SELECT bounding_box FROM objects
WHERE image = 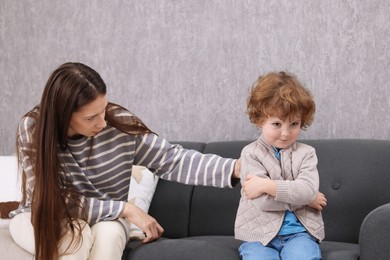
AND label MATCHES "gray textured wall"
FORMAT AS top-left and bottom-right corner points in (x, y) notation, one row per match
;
(1, 0), (389, 155)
